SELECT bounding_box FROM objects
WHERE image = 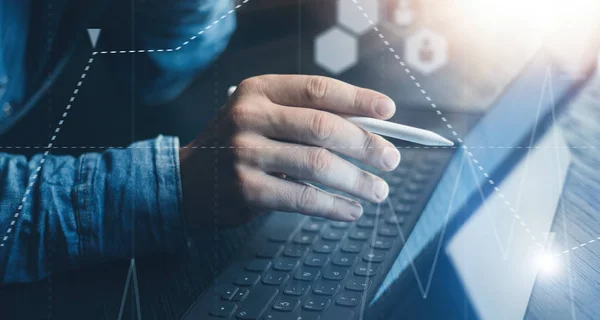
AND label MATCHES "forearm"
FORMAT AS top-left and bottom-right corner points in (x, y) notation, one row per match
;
(0, 136), (184, 284)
